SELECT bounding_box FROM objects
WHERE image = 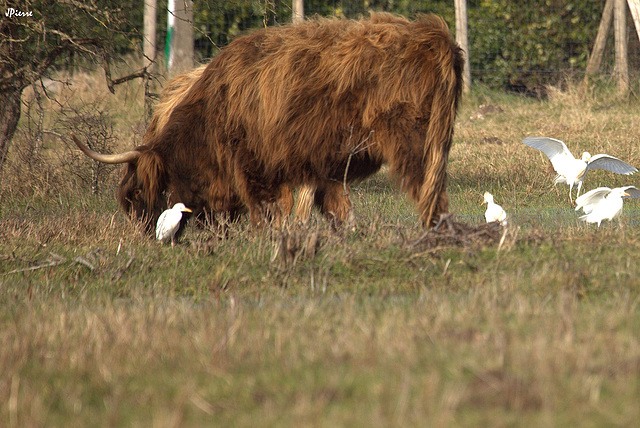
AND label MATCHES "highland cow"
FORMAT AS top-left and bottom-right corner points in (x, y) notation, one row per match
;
(145, 63), (324, 224)
(74, 12), (463, 229)
(75, 64), (319, 227)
